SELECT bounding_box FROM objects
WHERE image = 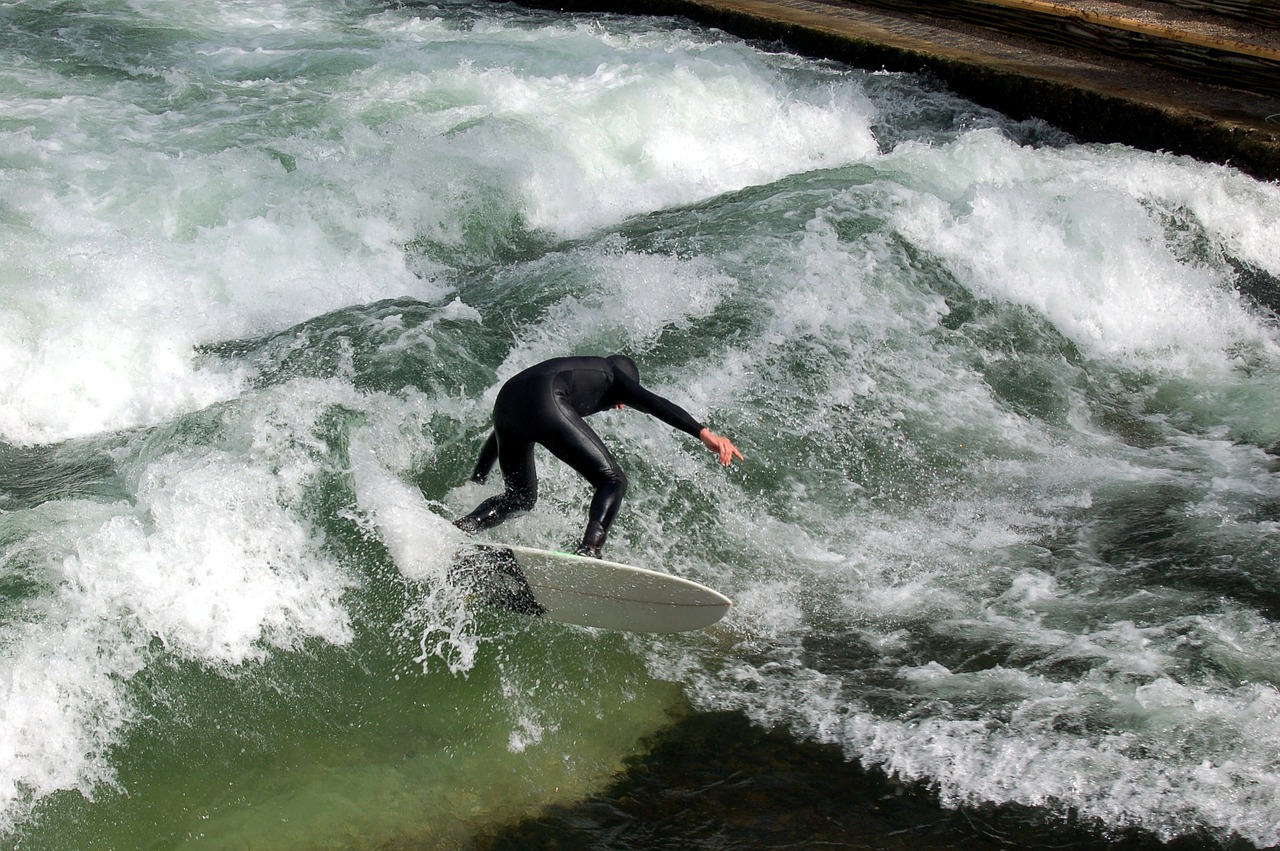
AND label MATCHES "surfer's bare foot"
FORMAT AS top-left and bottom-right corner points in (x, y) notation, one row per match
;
(574, 543), (602, 559)
(453, 517), (480, 535)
